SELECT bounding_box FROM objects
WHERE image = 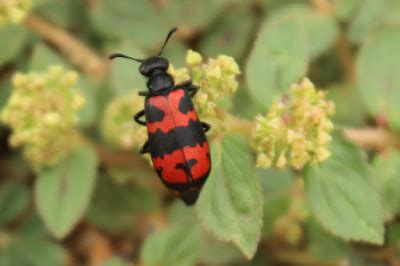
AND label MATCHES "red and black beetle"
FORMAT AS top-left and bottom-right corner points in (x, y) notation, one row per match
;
(109, 27), (211, 205)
